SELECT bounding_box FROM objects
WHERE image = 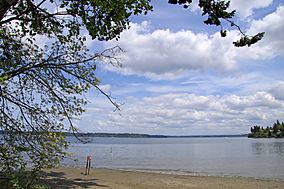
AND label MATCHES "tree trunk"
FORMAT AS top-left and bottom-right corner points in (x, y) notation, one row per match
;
(0, 0), (19, 21)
